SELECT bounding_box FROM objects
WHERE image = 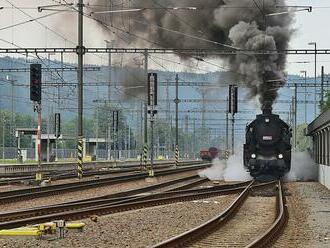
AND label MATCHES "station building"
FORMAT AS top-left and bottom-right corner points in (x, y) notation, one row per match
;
(307, 108), (330, 189)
